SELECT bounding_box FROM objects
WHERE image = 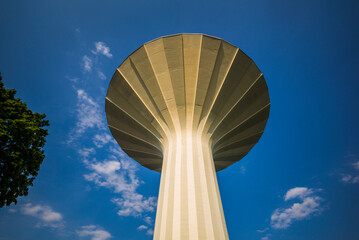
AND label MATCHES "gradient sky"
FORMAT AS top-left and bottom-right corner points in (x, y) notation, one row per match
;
(1, 0), (359, 239)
